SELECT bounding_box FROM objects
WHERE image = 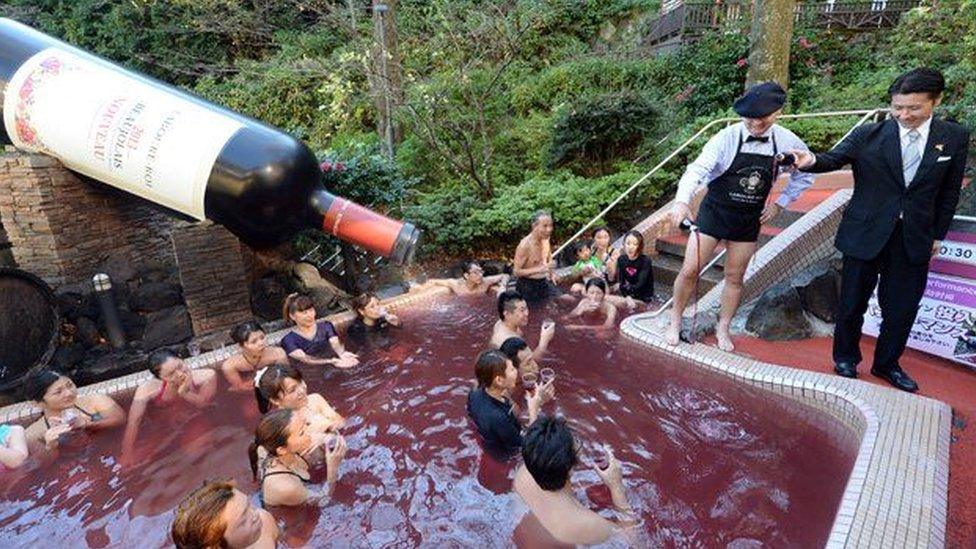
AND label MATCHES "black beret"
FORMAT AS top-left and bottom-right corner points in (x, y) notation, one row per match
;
(733, 82), (787, 118)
